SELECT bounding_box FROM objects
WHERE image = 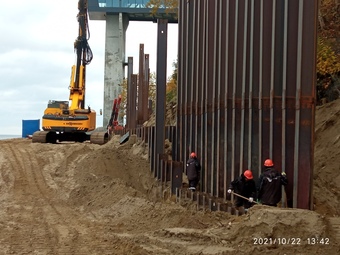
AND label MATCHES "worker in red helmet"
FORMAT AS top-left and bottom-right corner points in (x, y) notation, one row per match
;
(227, 169), (257, 213)
(186, 152), (201, 191)
(264, 159), (274, 167)
(258, 159), (288, 206)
